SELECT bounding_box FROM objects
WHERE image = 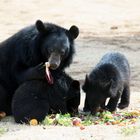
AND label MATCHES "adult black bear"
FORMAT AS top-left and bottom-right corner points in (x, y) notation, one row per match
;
(0, 20), (79, 115)
(12, 72), (80, 124)
(82, 52), (130, 114)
